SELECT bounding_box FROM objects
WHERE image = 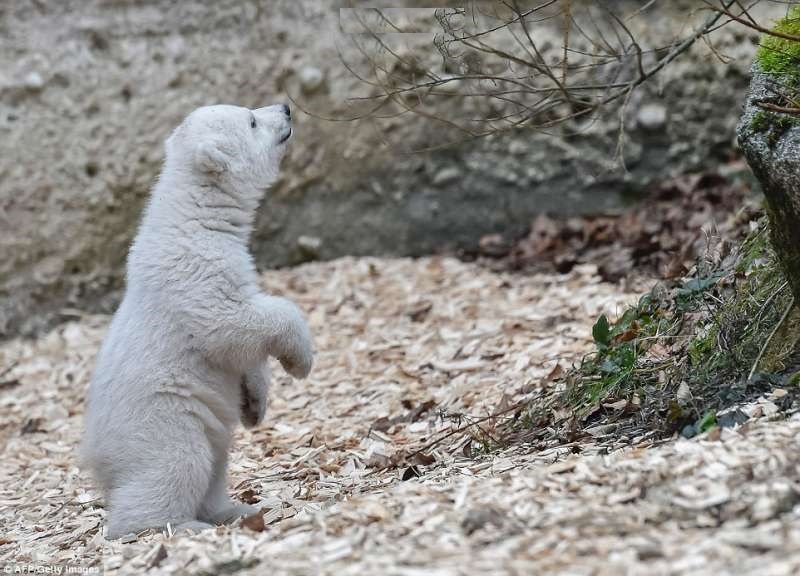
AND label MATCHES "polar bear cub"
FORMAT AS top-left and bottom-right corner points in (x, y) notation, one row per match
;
(82, 104), (313, 540)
